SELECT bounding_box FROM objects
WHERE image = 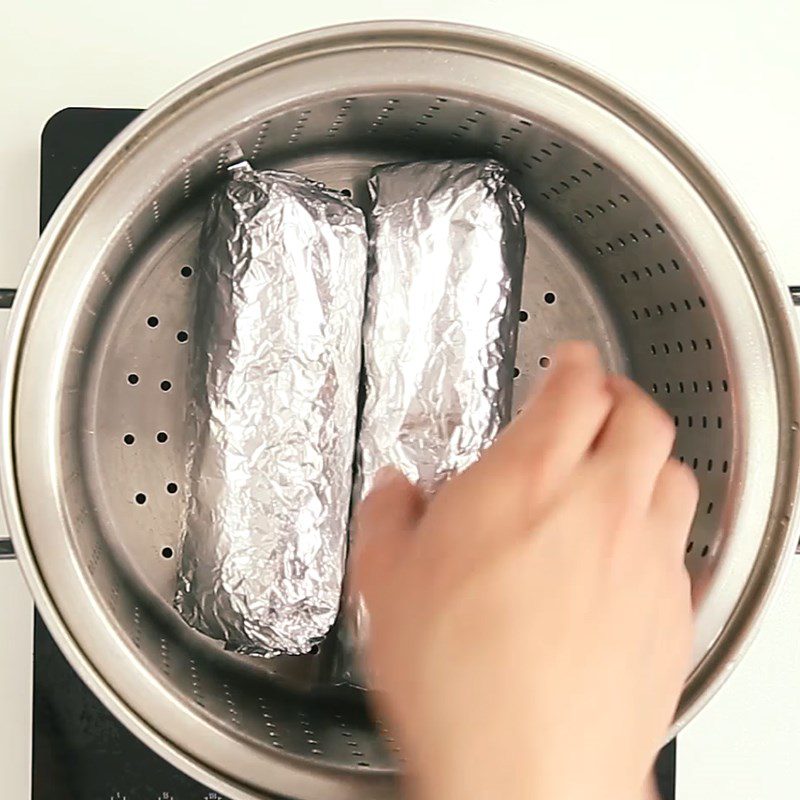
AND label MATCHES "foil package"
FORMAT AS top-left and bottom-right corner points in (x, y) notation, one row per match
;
(175, 164), (367, 657)
(339, 159), (526, 684)
(358, 159), (526, 497)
